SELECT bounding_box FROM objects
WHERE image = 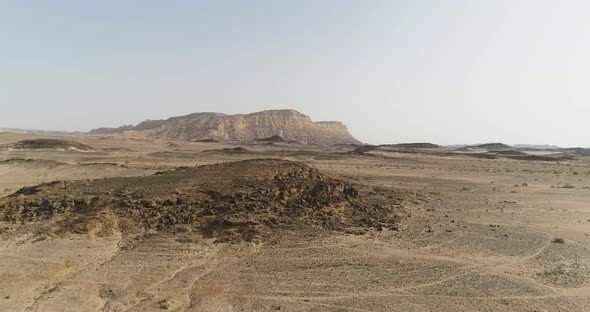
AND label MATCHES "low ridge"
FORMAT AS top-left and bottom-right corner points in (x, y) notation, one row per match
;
(470, 143), (513, 150)
(5, 139), (93, 151)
